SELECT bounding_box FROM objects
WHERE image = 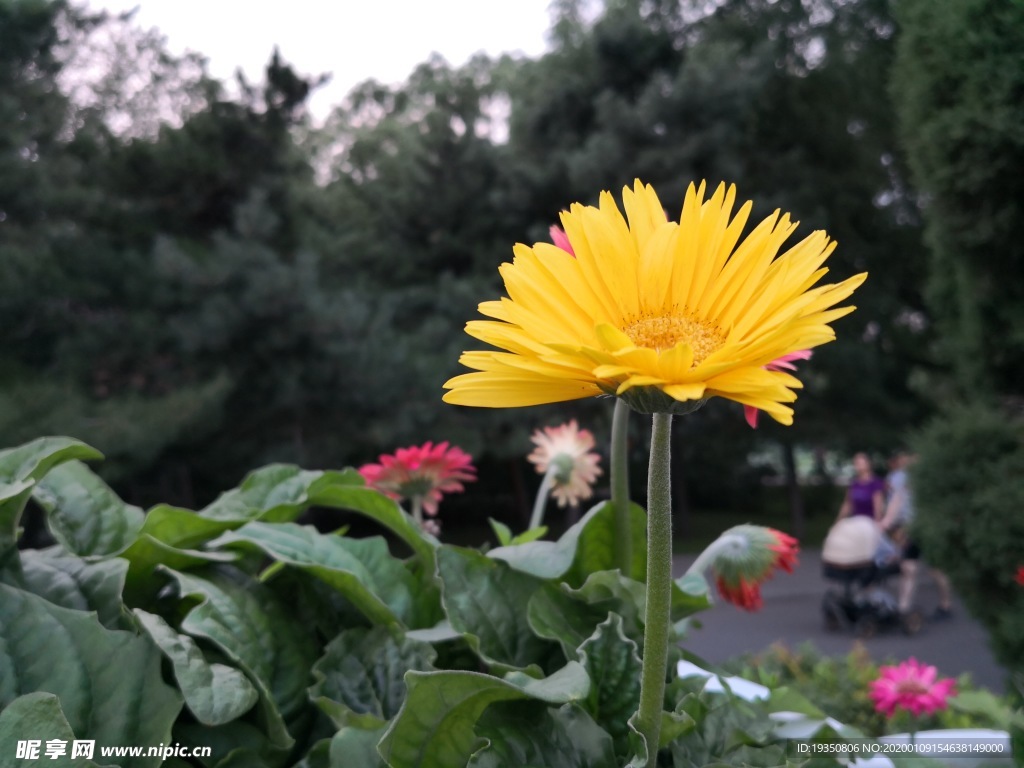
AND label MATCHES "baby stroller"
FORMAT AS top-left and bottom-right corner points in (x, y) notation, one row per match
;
(820, 516), (922, 638)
